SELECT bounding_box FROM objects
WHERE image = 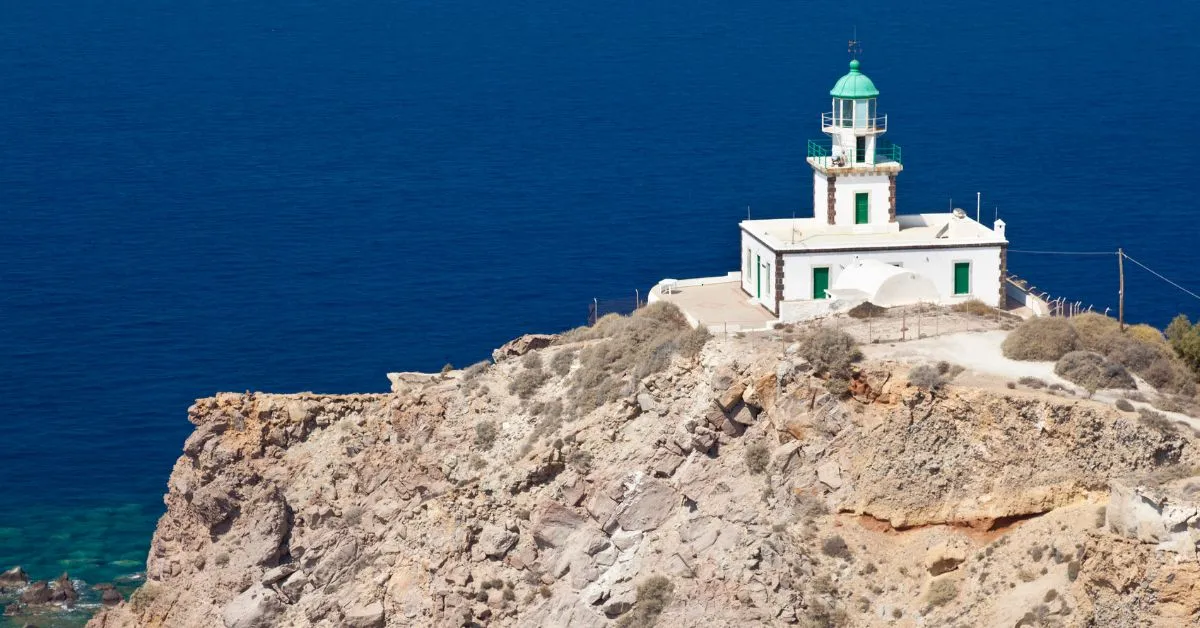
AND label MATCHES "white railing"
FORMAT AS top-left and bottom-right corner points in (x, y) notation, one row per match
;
(821, 112), (887, 132)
